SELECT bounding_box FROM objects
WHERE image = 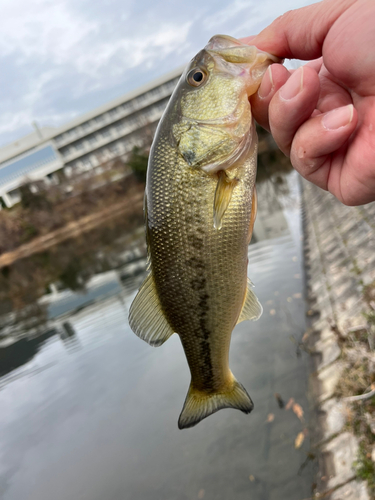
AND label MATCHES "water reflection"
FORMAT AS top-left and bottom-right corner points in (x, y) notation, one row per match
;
(0, 171), (315, 500)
